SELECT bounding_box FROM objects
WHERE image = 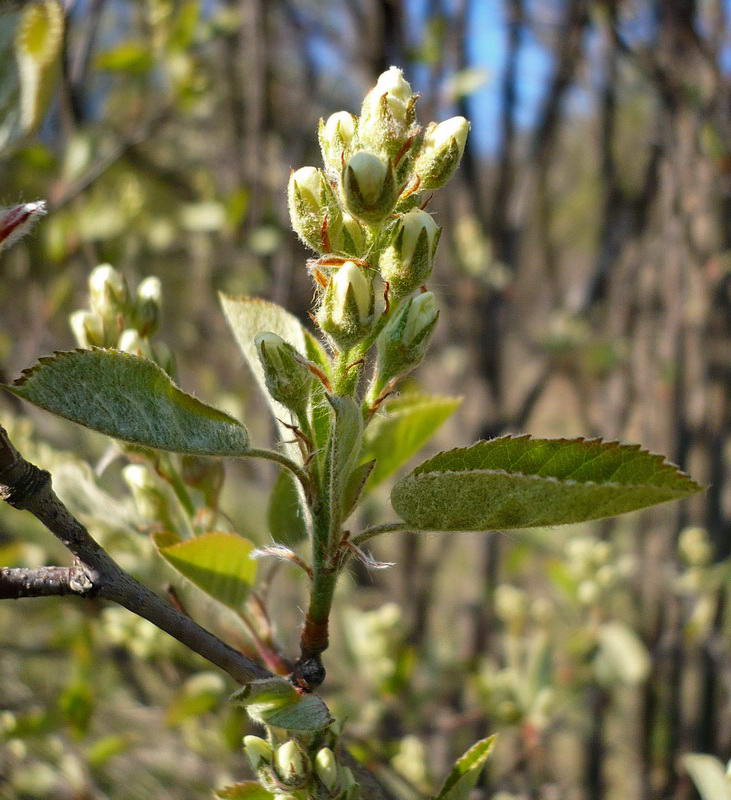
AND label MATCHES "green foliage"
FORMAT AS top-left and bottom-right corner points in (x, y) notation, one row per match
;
(362, 394), (461, 488)
(391, 436), (702, 530)
(232, 679), (331, 732)
(7, 349), (250, 456)
(268, 469), (308, 545)
(156, 532), (257, 611)
(432, 735), (496, 800)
